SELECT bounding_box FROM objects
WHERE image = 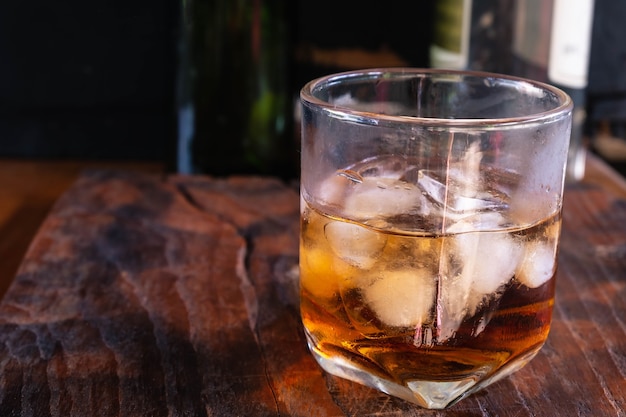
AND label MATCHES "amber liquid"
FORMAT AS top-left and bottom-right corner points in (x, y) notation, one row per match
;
(300, 201), (558, 387)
